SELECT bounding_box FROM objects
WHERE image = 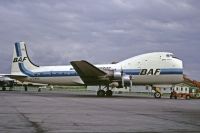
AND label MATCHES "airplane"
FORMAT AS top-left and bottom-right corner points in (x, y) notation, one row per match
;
(4, 41), (183, 98)
(0, 76), (15, 91)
